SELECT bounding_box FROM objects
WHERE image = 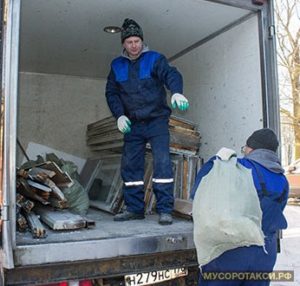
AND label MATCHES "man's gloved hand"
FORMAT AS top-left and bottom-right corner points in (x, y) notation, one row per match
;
(171, 93), (189, 111)
(117, 115), (131, 134)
